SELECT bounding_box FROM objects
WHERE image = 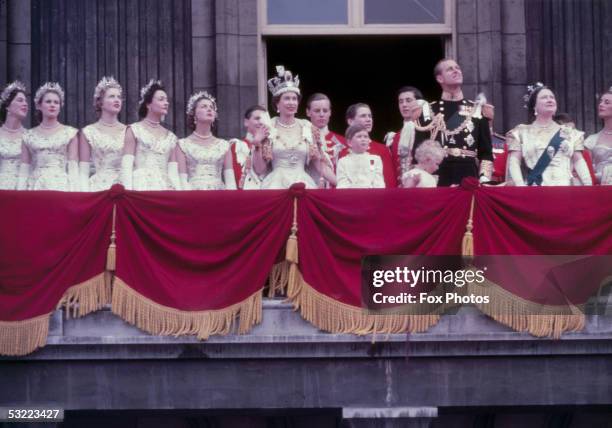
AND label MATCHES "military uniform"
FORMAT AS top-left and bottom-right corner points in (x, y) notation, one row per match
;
(415, 98), (493, 186)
